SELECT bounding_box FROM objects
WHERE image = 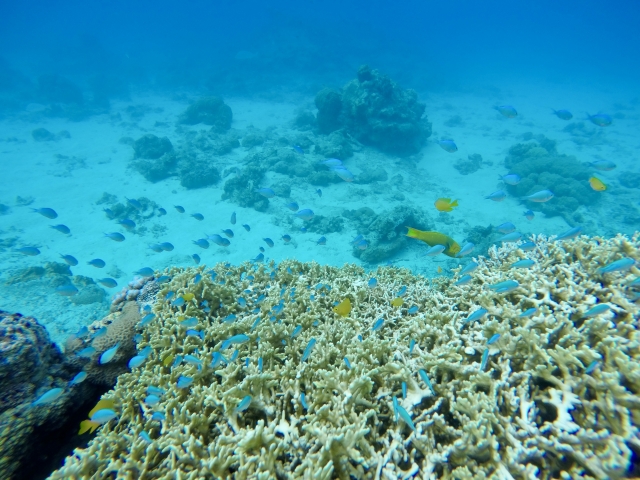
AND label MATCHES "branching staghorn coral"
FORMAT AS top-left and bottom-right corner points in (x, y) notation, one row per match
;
(50, 233), (640, 479)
